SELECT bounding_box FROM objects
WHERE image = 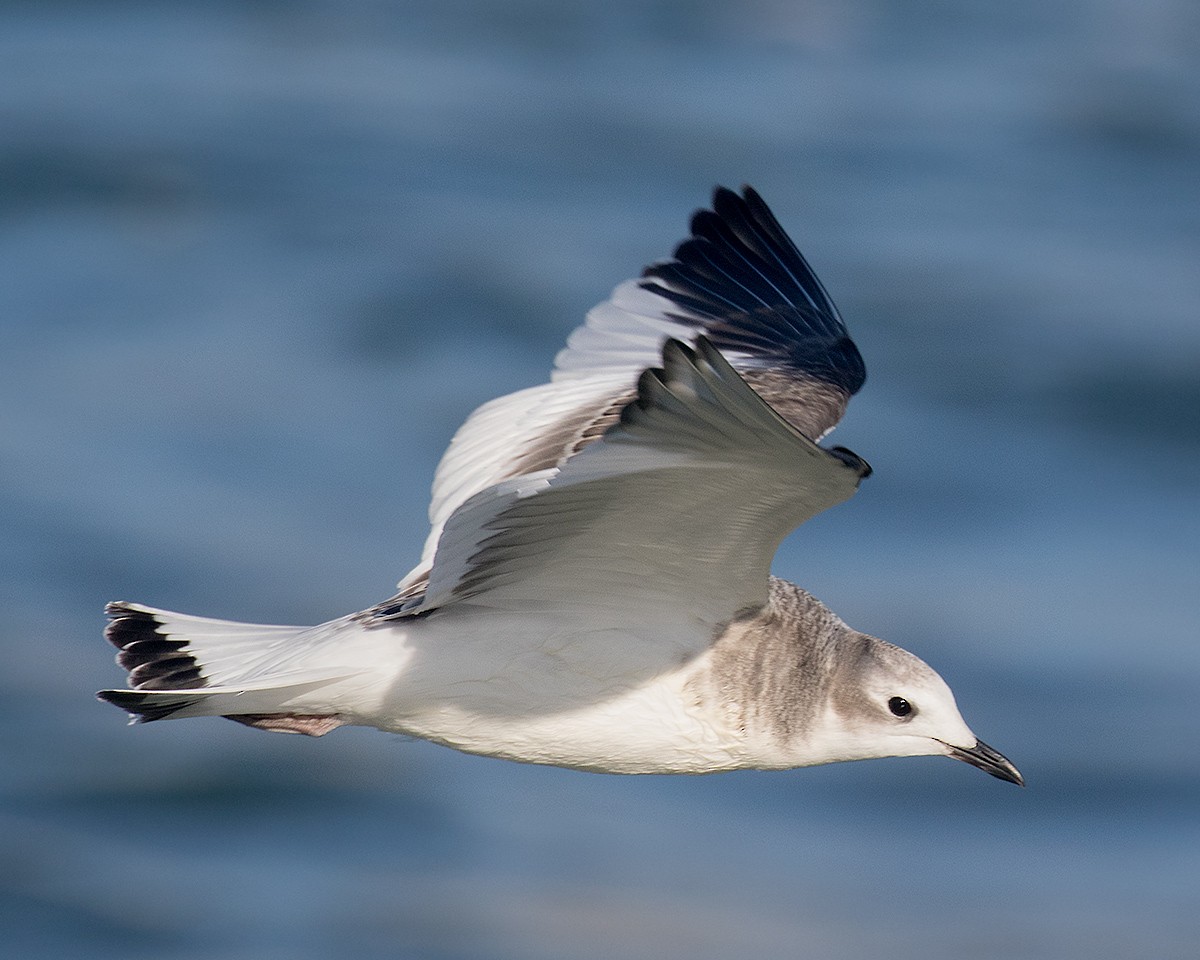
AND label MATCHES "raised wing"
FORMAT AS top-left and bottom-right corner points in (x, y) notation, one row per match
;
(554, 185), (865, 440)
(393, 186), (866, 598)
(374, 338), (870, 628)
(393, 373), (635, 600)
